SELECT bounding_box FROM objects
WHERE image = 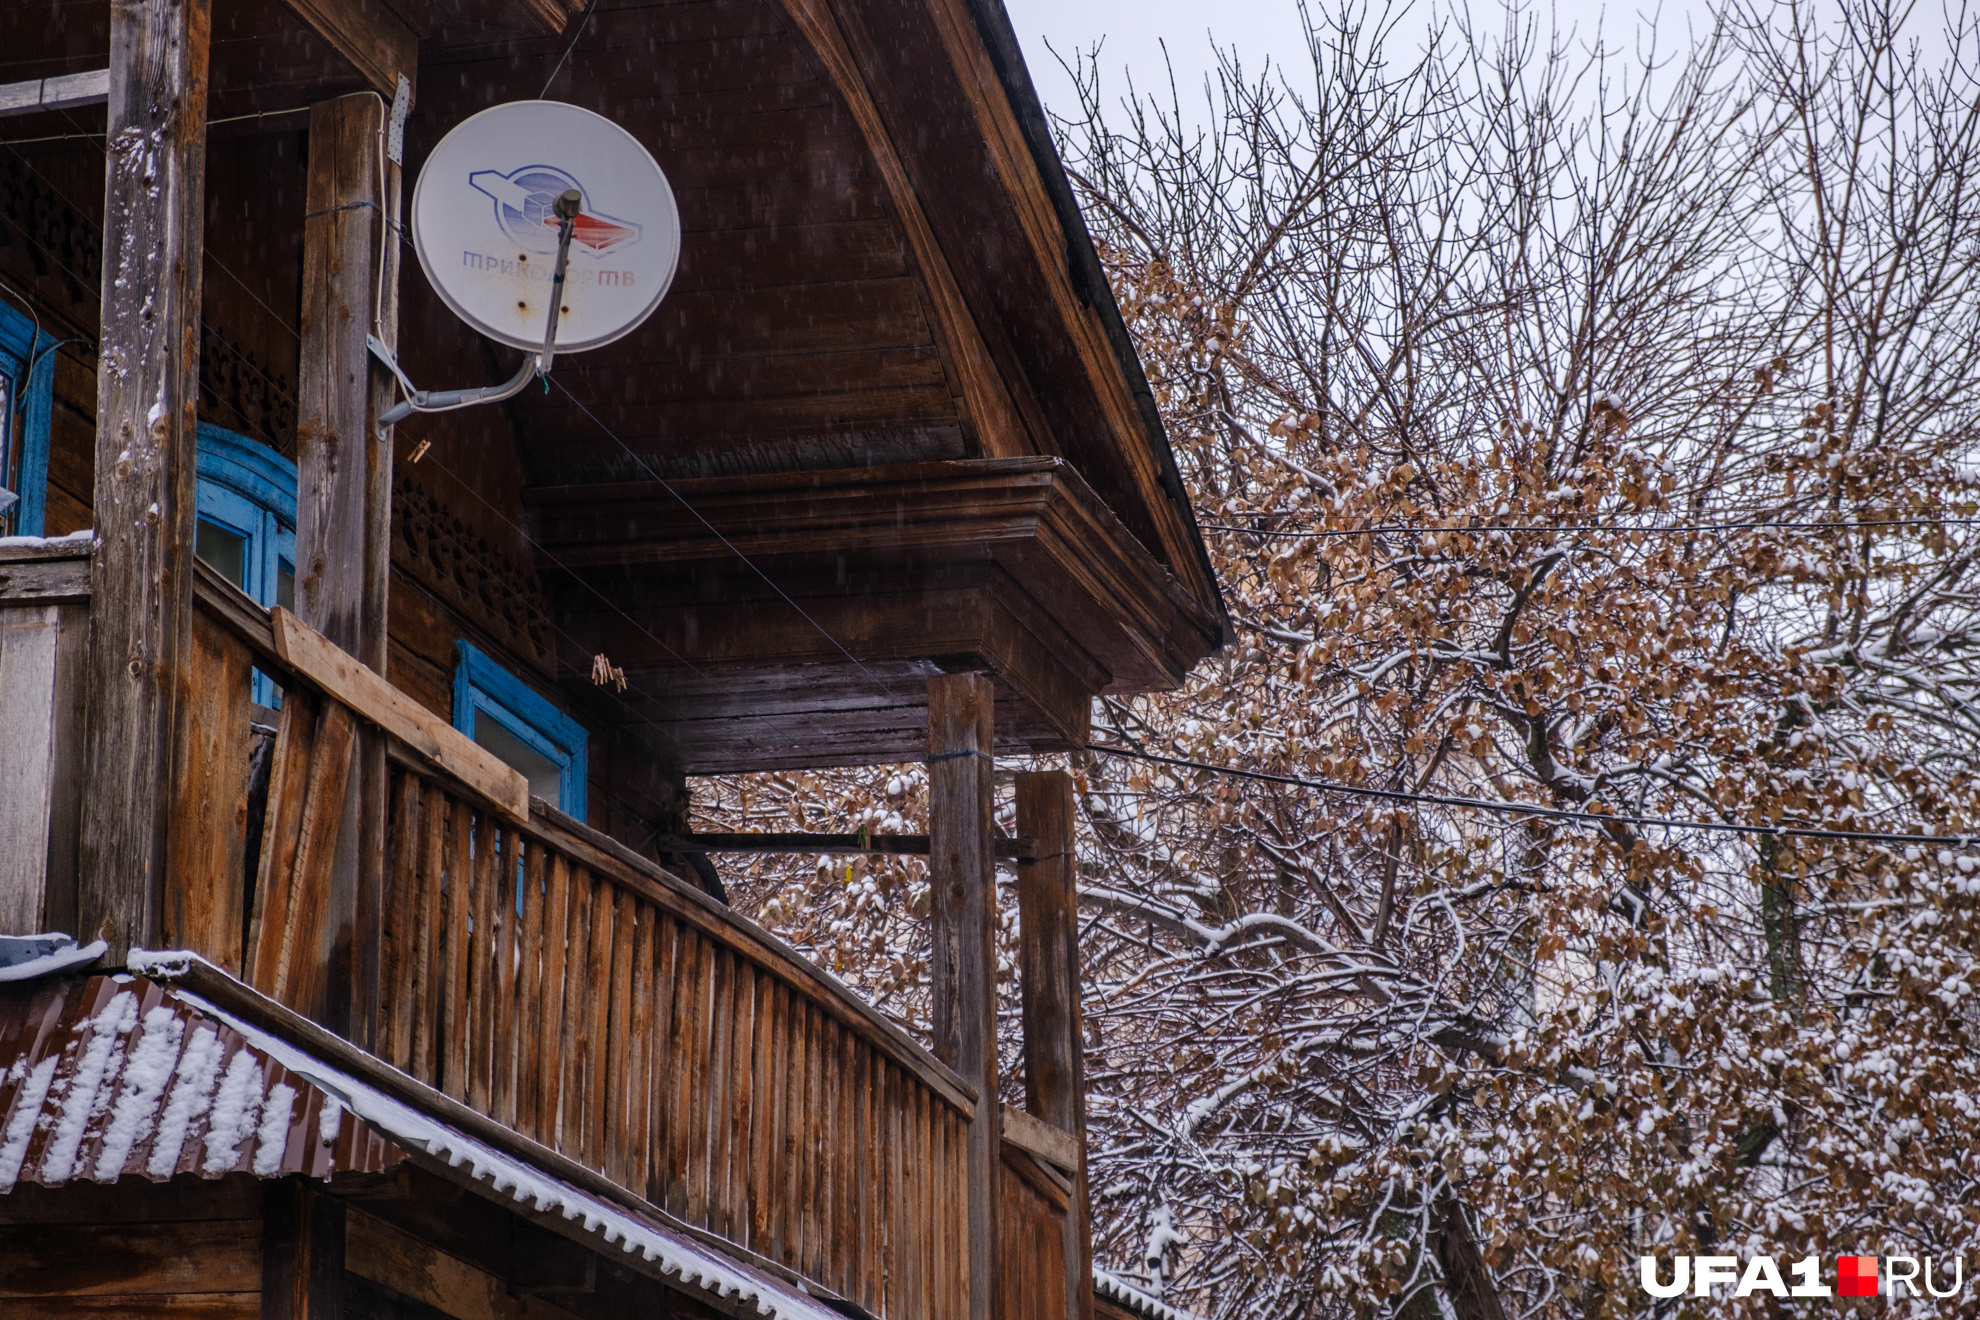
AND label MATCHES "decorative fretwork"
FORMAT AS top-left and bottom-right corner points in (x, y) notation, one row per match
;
(392, 468), (554, 670)
(0, 156), (101, 309)
(1, 161), (299, 456)
(199, 321), (297, 455)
